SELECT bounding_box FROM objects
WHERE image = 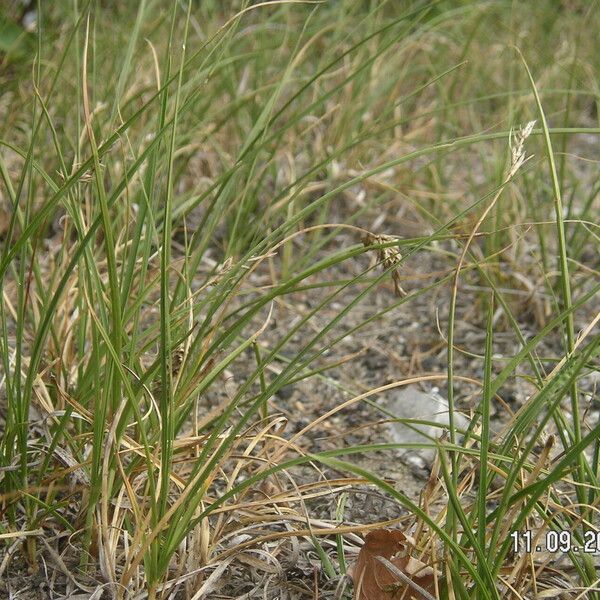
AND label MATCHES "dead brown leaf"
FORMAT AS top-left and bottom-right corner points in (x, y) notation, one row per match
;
(350, 529), (437, 600)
